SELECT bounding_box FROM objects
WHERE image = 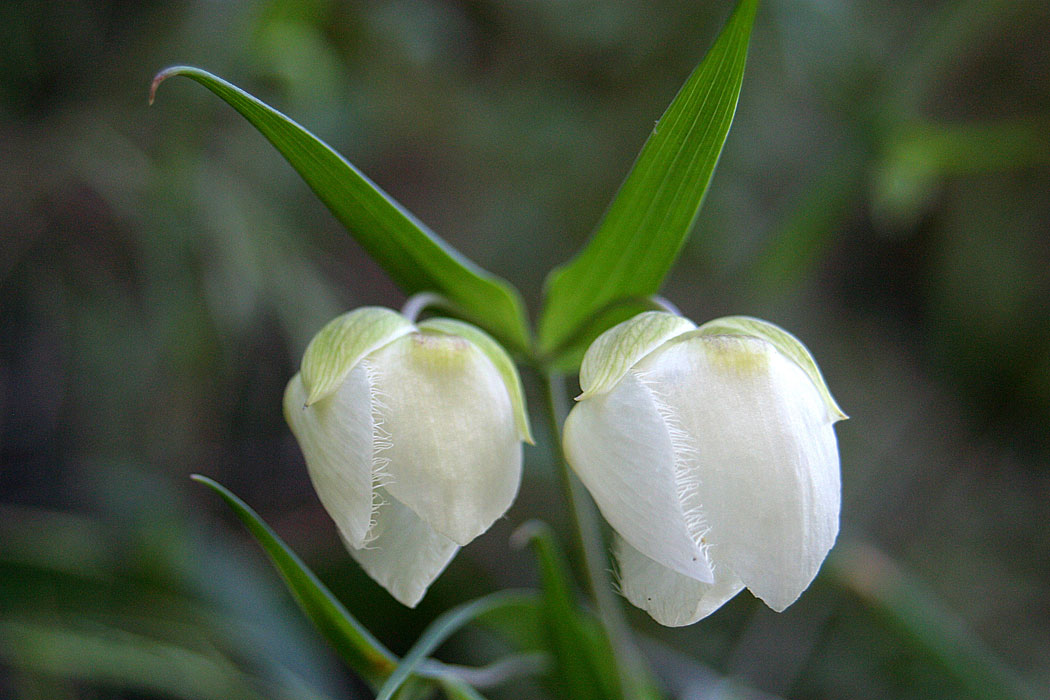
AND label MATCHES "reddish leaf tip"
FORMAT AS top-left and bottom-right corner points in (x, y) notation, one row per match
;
(149, 66), (187, 106)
